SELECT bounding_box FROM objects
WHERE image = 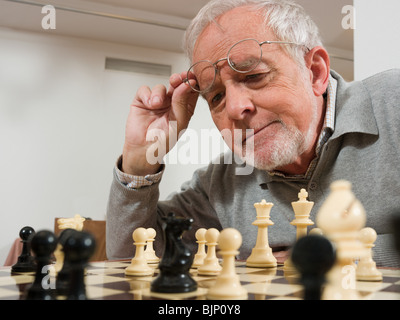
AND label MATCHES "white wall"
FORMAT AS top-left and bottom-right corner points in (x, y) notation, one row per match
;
(0, 28), (223, 264)
(354, 0), (400, 80)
